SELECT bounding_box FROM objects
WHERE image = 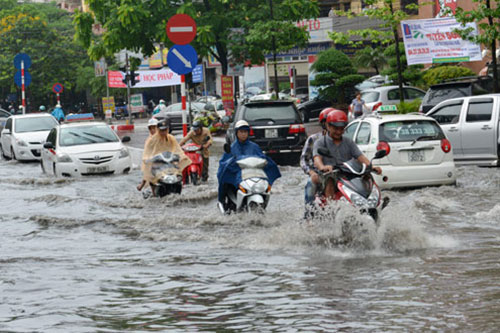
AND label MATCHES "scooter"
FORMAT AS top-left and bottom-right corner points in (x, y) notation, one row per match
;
(182, 136), (210, 186)
(218, 156), (271, 214)
(316, 149), (390, 222)
(145, 151), (184, 197)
